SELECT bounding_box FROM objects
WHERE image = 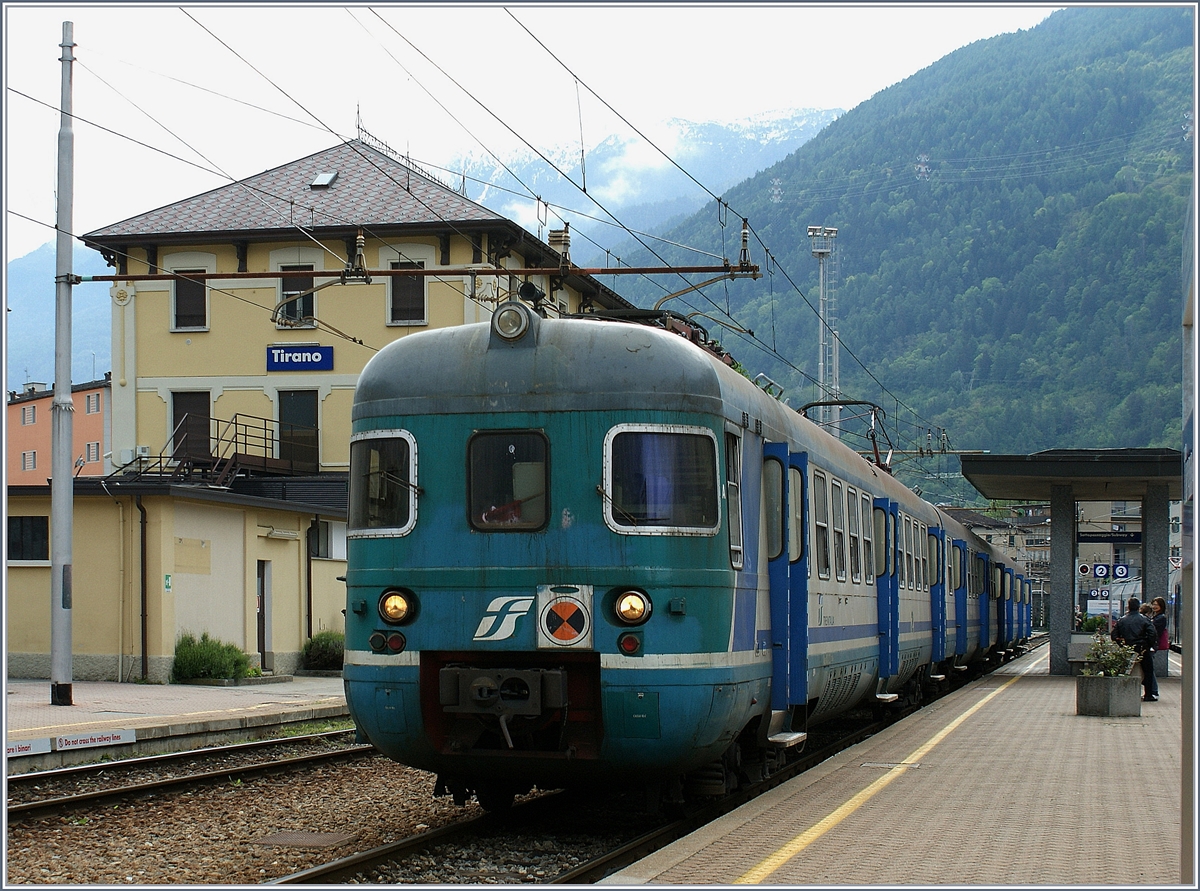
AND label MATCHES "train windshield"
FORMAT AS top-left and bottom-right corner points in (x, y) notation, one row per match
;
(469, 430), (548, 531)
(348, 433), (416, 535)
(604, 426), (719, 533)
